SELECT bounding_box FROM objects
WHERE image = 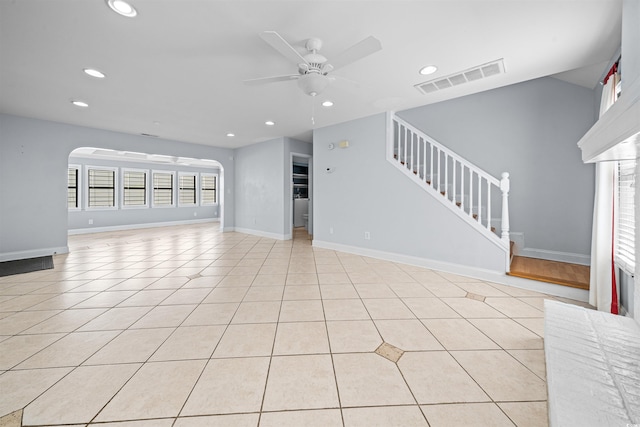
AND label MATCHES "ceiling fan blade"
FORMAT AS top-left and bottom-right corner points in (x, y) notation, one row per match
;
(243, 74), (299, 86)
(329, 36), (382, 71)
(259, 31), (309, 65)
